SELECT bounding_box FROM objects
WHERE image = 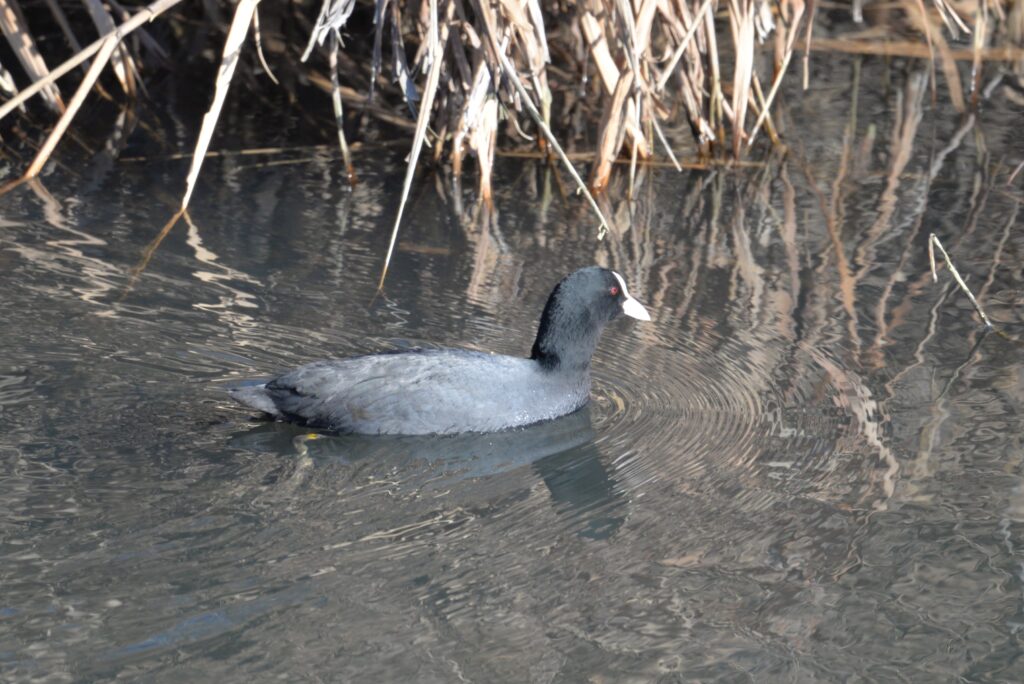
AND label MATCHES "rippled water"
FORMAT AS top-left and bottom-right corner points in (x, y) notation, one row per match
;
(2, 58), (1024, 681)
